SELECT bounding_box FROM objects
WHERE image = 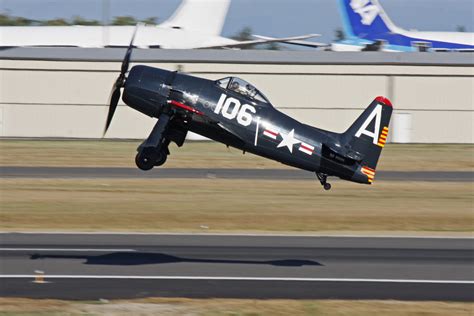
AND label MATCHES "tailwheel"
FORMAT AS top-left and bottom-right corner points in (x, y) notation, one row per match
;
(316, 172), (331, 191)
